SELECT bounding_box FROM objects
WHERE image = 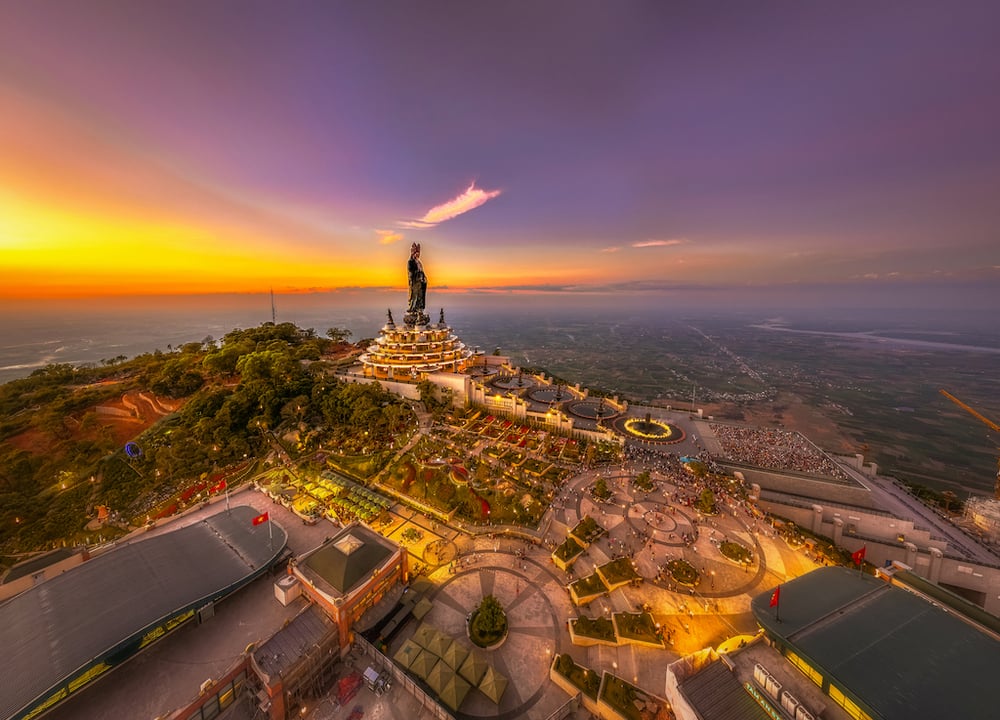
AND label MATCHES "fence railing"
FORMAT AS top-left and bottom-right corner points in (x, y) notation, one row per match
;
(353, 635), (455, 720)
